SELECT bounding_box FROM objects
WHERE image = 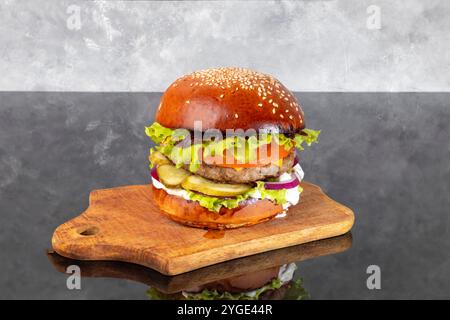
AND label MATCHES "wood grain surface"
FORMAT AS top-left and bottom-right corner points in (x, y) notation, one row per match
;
(51, 182), (354, 275)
